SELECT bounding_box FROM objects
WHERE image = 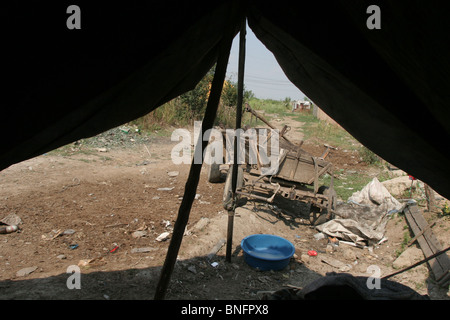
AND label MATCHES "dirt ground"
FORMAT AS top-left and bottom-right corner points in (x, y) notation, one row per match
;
(0, 119), (449, 300)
